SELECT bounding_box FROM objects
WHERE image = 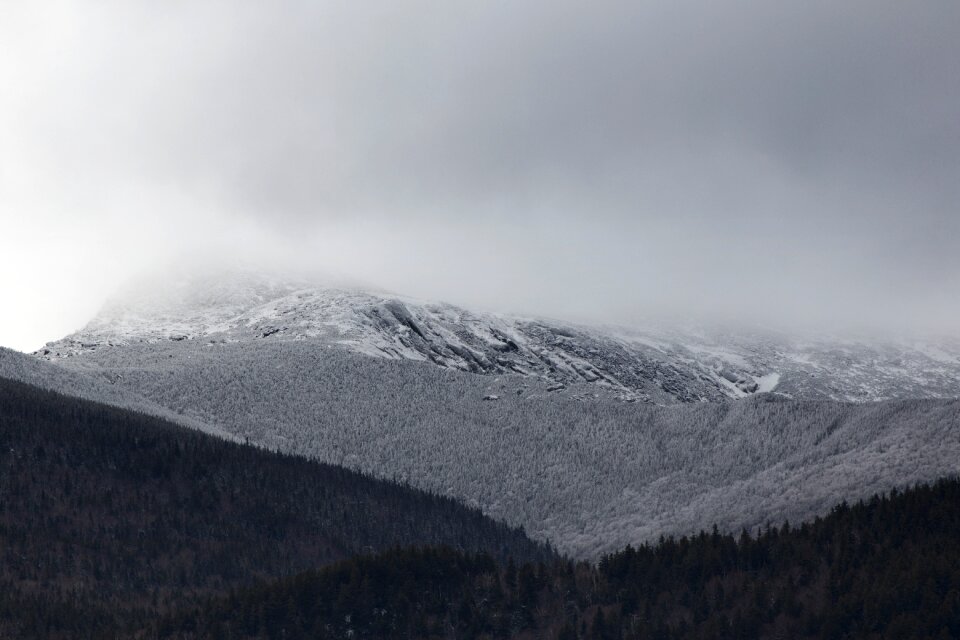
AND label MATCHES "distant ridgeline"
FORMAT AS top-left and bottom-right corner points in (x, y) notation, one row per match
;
(0, 377), (550, 639)
(155, 478), (960, 639)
